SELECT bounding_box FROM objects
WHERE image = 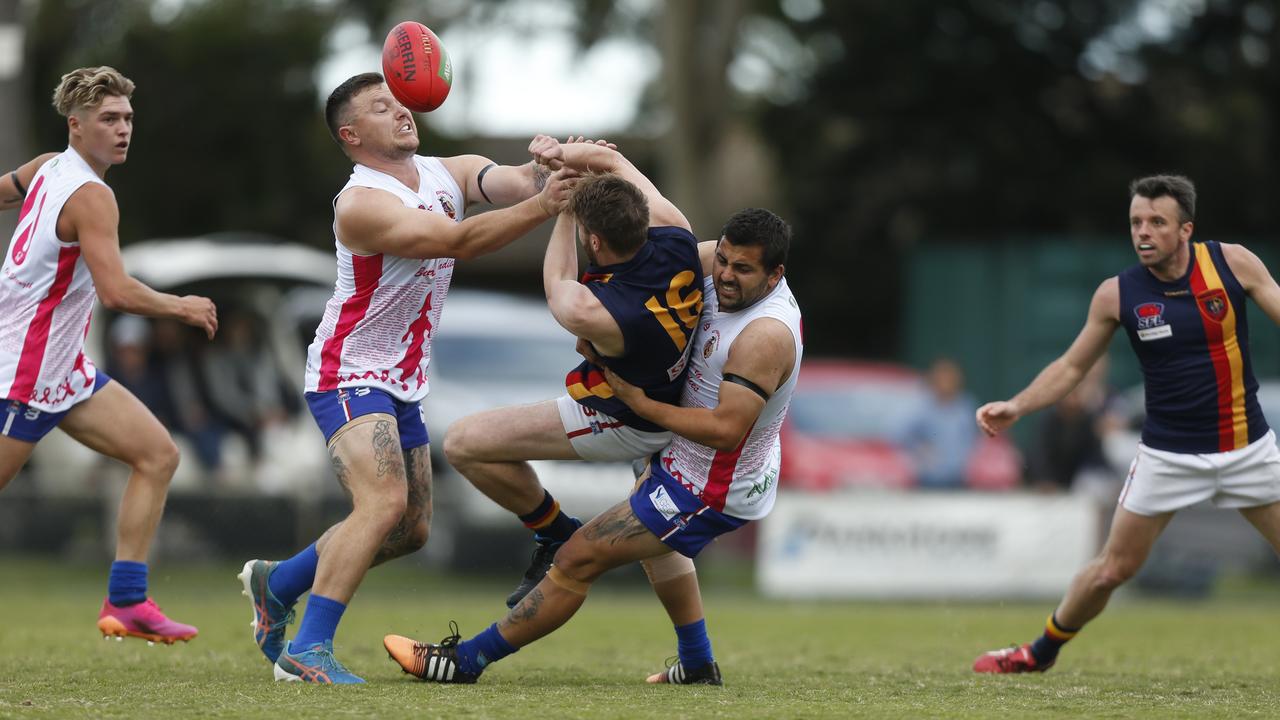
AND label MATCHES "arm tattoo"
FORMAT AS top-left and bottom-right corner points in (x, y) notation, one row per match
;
(372, 420), (405, 479)
(531, 162), (551, 192)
